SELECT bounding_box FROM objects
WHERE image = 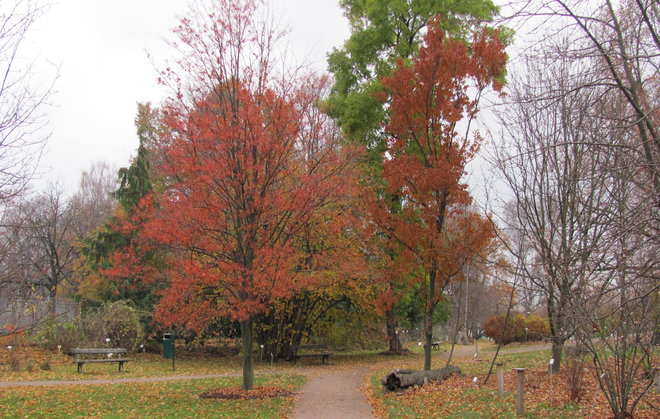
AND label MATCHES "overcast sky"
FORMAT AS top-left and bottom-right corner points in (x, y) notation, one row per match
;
(25, 0), (350, 193)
